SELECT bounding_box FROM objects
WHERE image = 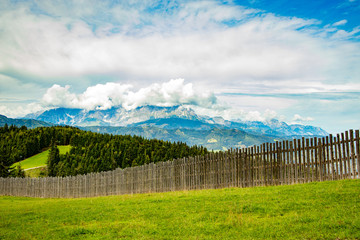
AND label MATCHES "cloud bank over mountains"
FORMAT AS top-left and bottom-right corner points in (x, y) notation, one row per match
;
(41, 79), (216, 111)
(40, 79), (278, 123)
(1, 78), (311, 125)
